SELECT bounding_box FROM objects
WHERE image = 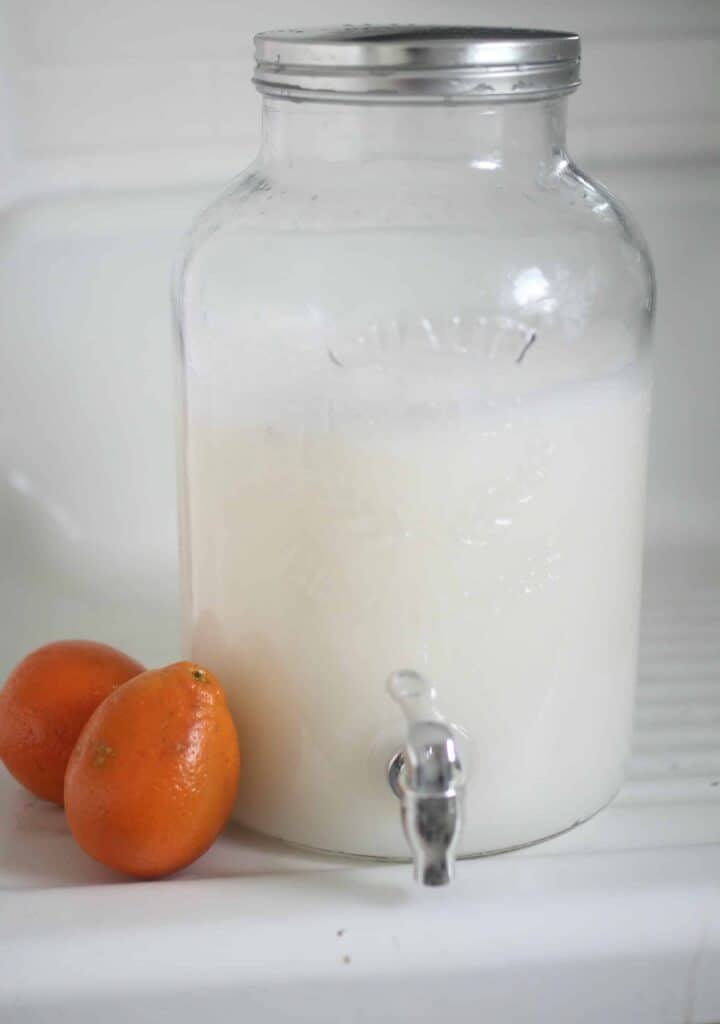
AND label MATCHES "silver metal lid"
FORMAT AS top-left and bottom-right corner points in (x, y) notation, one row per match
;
(253, 25), (581, 102)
